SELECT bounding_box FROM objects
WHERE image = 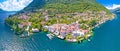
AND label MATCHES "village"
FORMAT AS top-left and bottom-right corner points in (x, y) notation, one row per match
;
(43, 22), (91, 42)
(10, 10), (112, 42)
